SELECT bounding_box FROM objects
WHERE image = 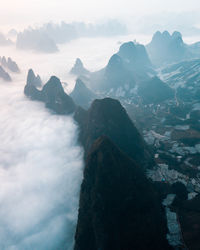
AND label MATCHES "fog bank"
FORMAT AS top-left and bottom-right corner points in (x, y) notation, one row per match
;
(0, 80), (83, 249)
